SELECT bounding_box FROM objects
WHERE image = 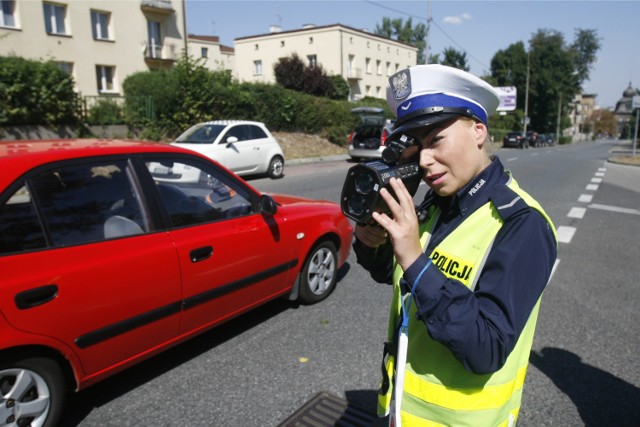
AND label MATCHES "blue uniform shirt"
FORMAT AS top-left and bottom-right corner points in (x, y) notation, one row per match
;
(354, 156), (557, 374)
